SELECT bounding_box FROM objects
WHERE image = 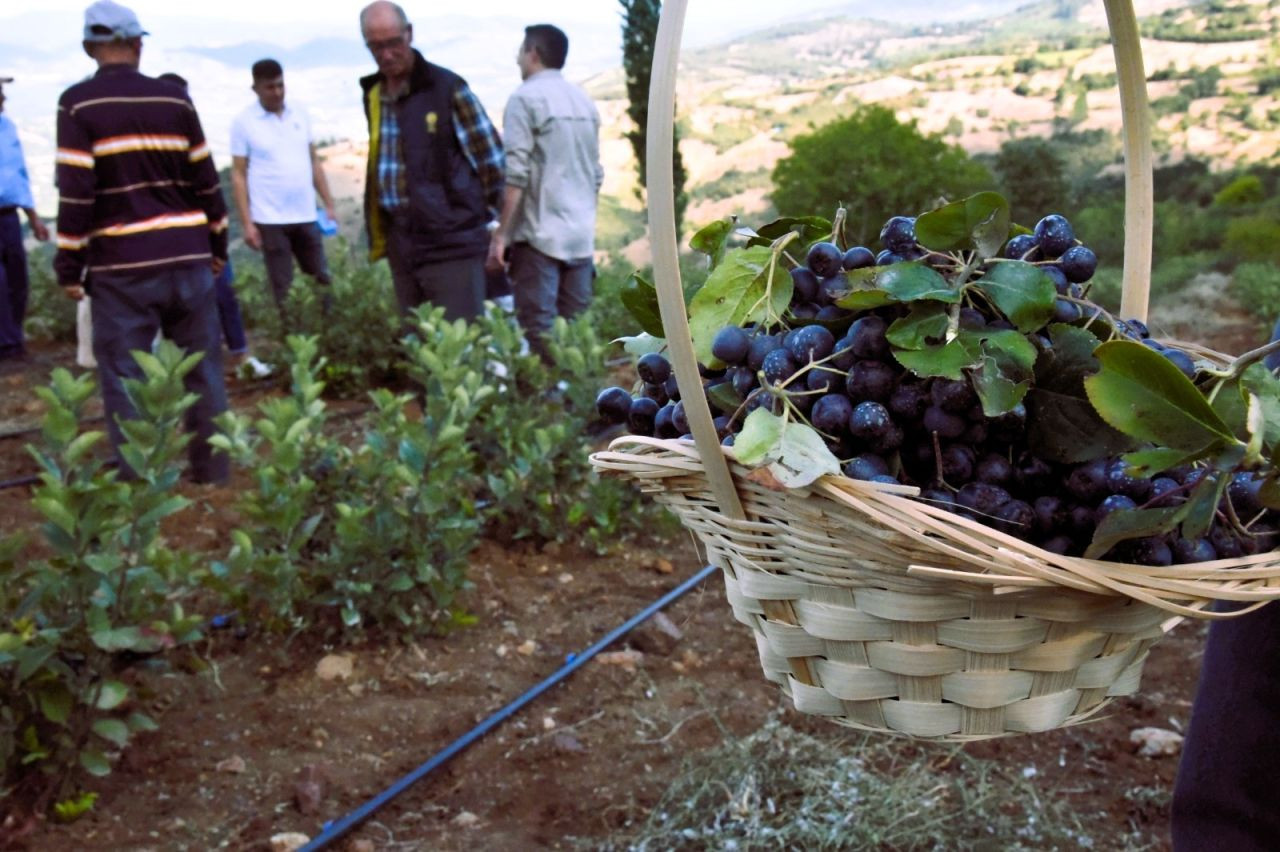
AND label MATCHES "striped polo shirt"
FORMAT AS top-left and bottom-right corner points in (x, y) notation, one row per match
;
(54, 64), (229, 285)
